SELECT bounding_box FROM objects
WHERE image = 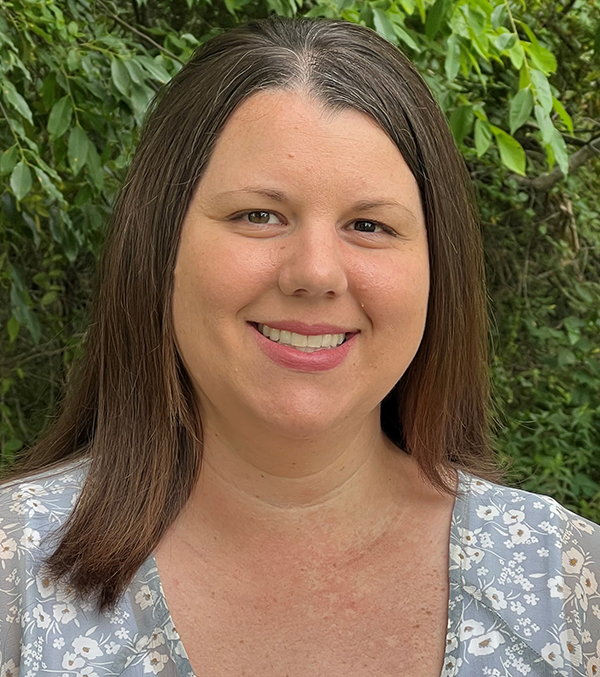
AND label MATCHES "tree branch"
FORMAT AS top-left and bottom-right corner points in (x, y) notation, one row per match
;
(513, 135), (600, 192)
(96, 0), (183, 64)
